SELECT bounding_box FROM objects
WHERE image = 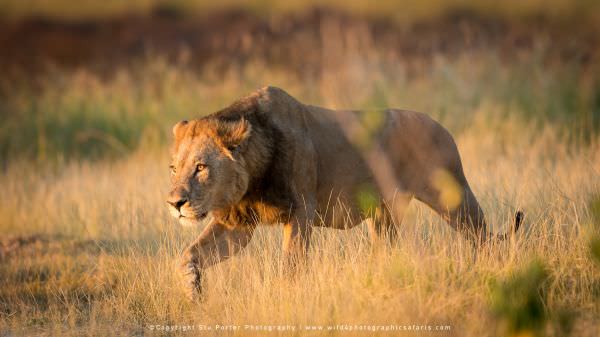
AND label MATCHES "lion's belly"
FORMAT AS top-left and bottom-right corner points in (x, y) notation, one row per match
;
(312, 185), (368, 228)
(313, 158), (375, 229)
(305, 106), (449, 228)
(304, 107), (380, 228)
